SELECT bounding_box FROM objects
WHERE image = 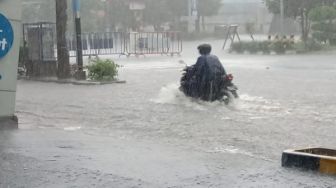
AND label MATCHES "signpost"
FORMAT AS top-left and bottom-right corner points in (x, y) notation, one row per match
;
(0, 0), (22, 129)
(0, 14), (14, 59)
